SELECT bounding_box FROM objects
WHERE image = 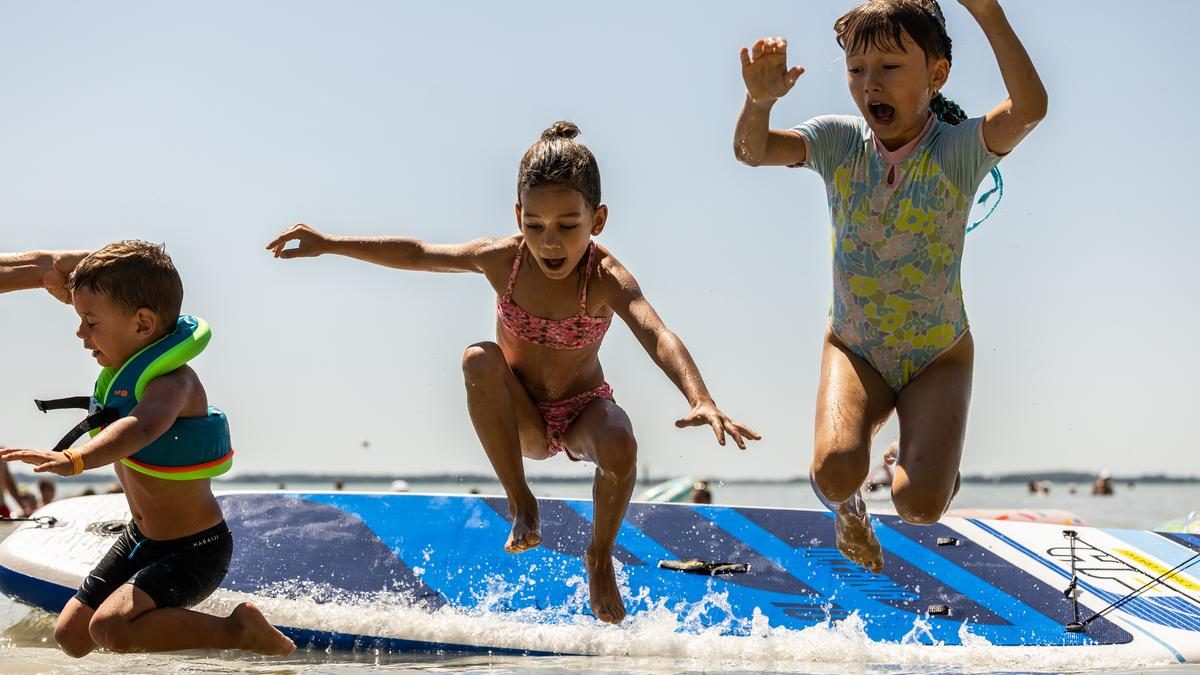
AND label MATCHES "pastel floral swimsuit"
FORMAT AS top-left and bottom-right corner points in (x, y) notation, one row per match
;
(791, 114), (1001, 392)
